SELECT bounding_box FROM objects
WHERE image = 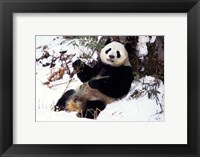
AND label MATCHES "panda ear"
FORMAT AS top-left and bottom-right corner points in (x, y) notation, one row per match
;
(124, 43), (133, 54)
(104, 38), (111, 46)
